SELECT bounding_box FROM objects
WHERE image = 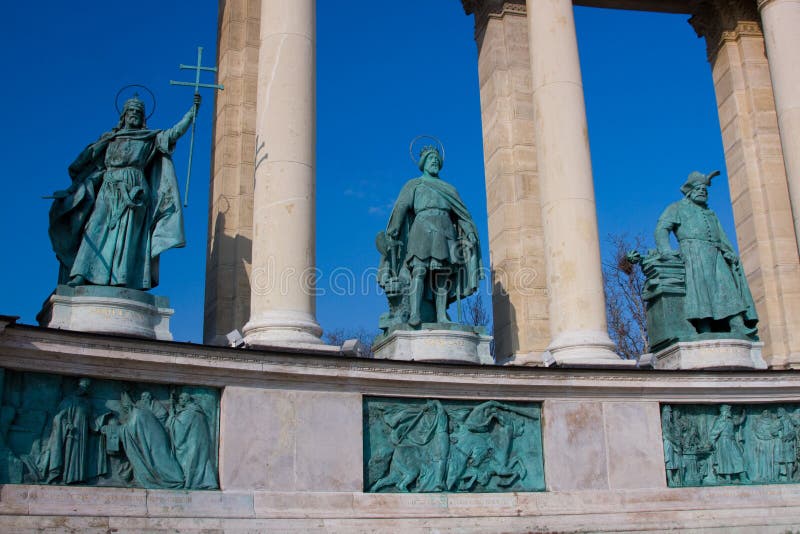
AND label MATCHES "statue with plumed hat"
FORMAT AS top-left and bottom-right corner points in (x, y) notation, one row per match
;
(630, 170), (759, 354)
